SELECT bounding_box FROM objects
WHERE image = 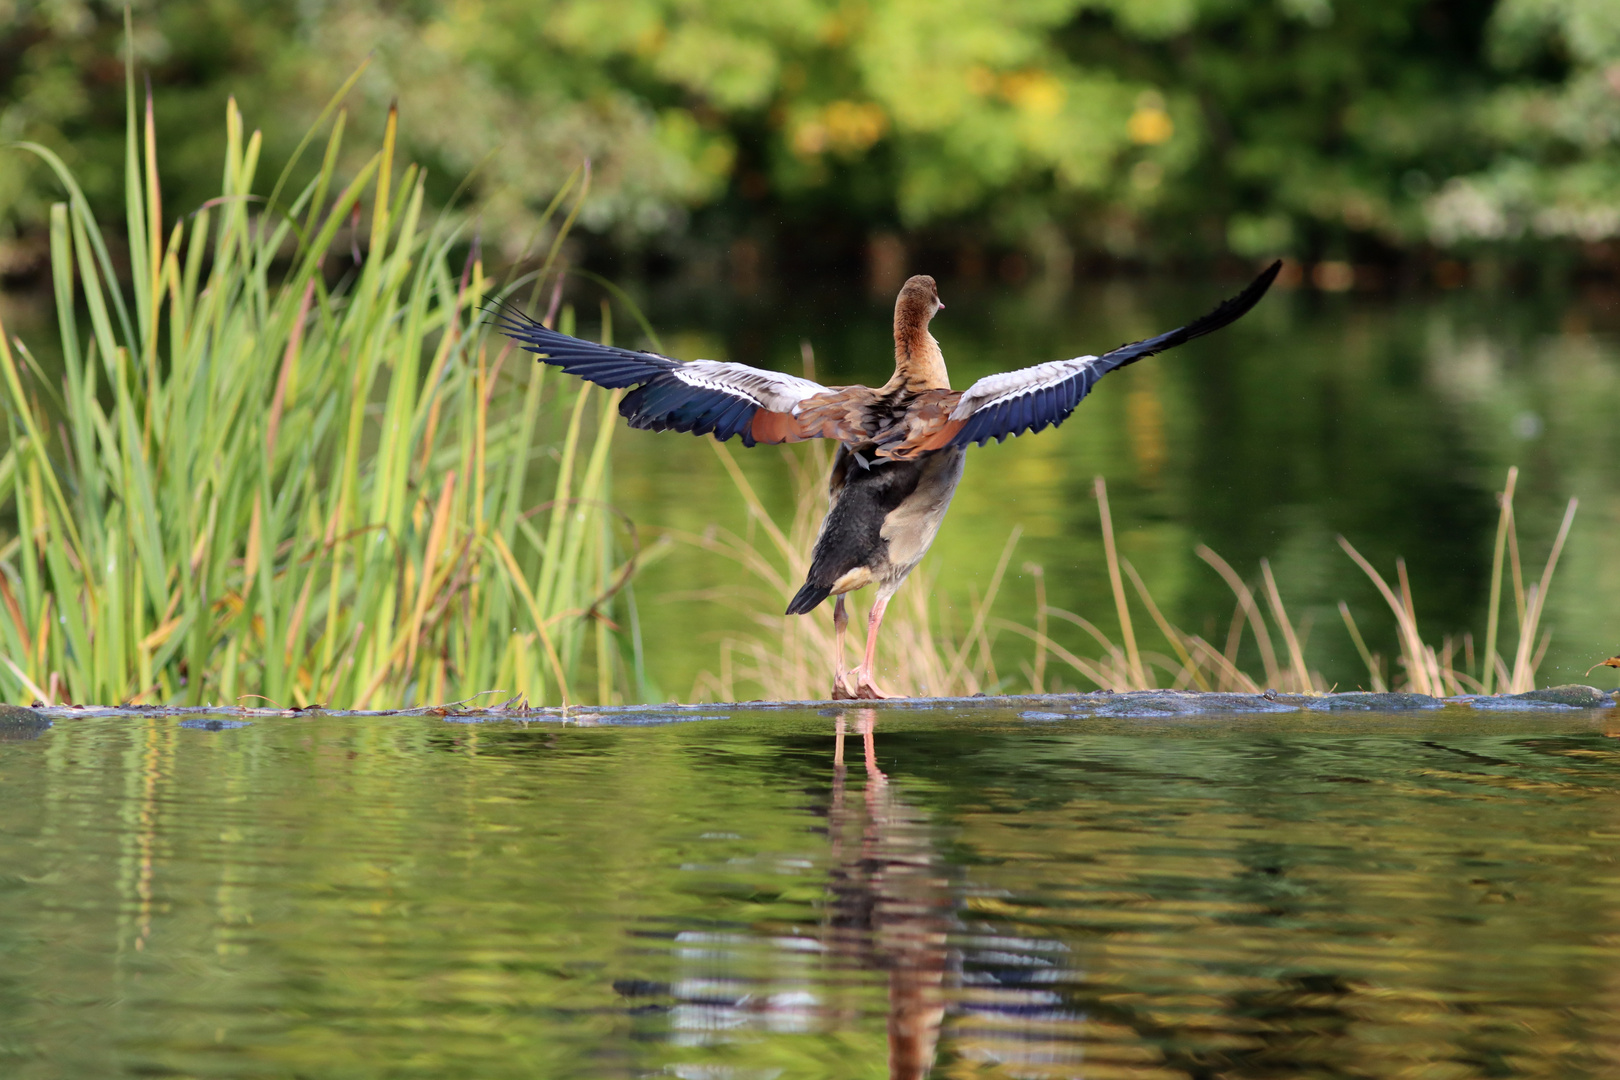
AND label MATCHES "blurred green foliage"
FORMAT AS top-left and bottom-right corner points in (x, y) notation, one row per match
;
(2, 0), (1617, 262)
